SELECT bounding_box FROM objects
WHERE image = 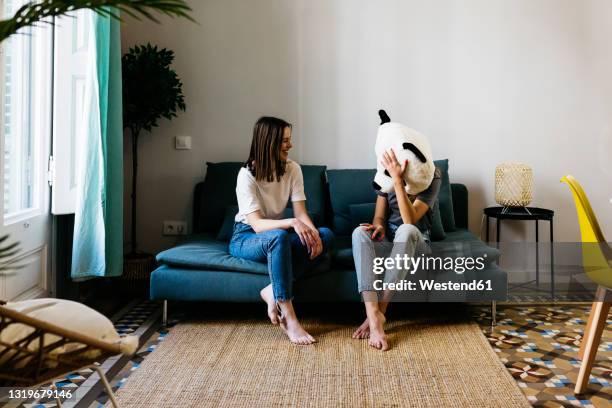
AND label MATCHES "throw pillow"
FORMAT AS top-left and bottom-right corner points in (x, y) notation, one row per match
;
(216, 205), (239, 241)
(0, 298), (138, 368)
(349, 203), (376, 228)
